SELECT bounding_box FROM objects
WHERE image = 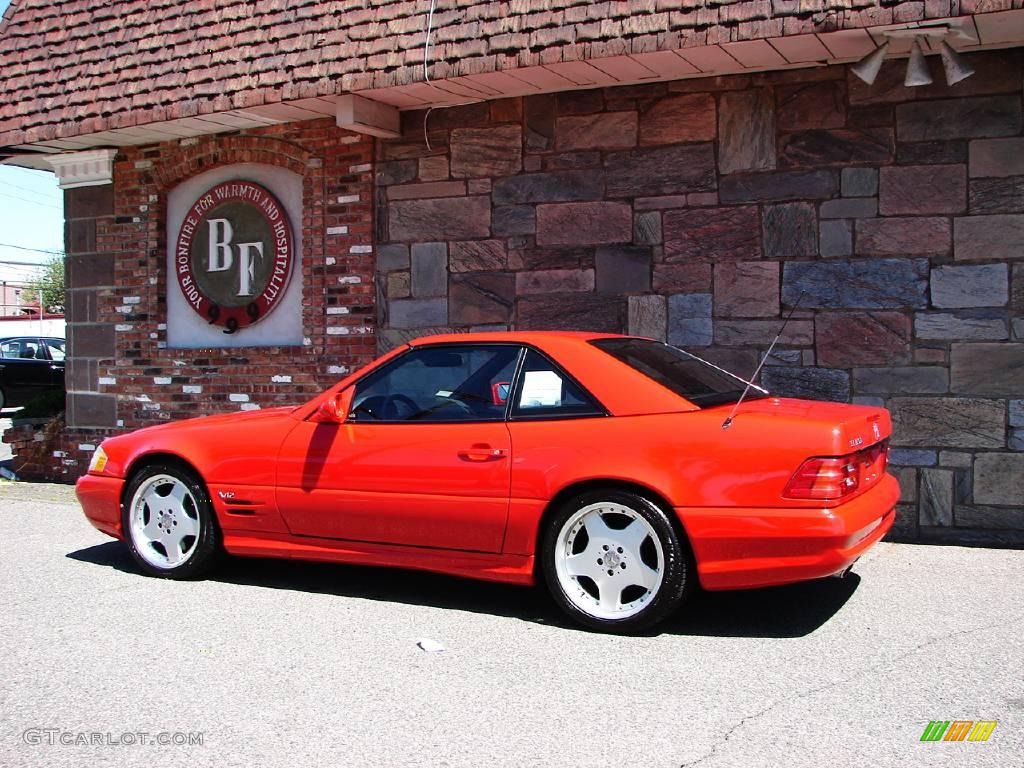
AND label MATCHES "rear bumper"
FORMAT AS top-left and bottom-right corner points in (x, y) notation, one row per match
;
(678, 474), (899, 591)
(76, 473), (125, 539)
